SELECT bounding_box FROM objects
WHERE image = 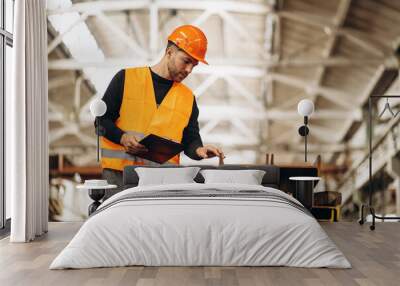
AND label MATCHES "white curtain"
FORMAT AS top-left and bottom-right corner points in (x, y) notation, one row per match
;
(8, 0), (49, 242)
